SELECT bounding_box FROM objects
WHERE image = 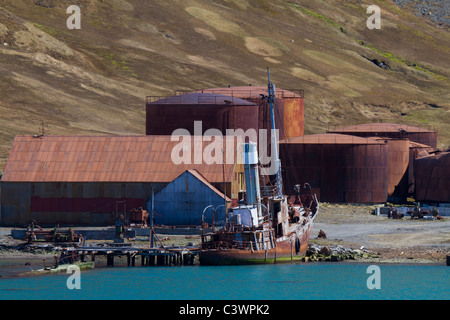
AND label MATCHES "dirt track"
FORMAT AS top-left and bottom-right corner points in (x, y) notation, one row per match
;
(311, 204), (450, 263)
